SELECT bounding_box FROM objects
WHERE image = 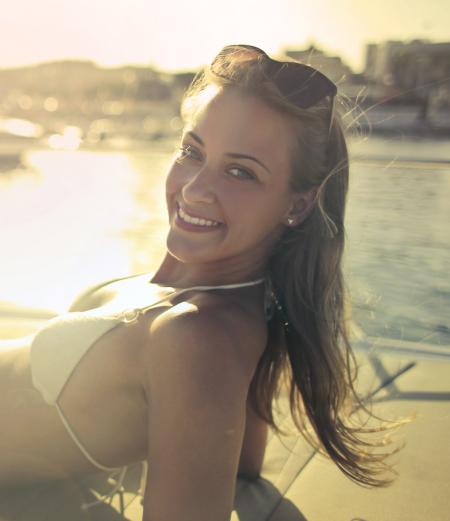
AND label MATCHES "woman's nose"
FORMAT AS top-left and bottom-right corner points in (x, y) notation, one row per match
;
(181, 166), (217, 205)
